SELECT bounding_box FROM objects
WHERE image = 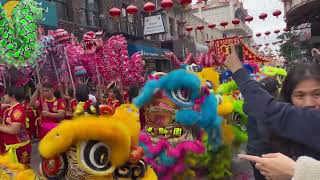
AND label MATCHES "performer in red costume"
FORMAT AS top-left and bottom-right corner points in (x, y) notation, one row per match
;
(30, 83), (66, 139)
(0, 87), (31, 164)
(65, 88), (77, 119)
(22, 98), (38, 139)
